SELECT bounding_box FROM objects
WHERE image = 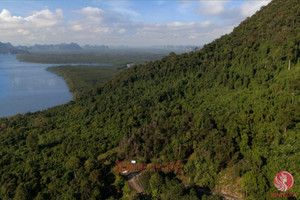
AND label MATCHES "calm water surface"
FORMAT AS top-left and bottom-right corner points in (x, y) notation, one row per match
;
(0, 54), (73, 117)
